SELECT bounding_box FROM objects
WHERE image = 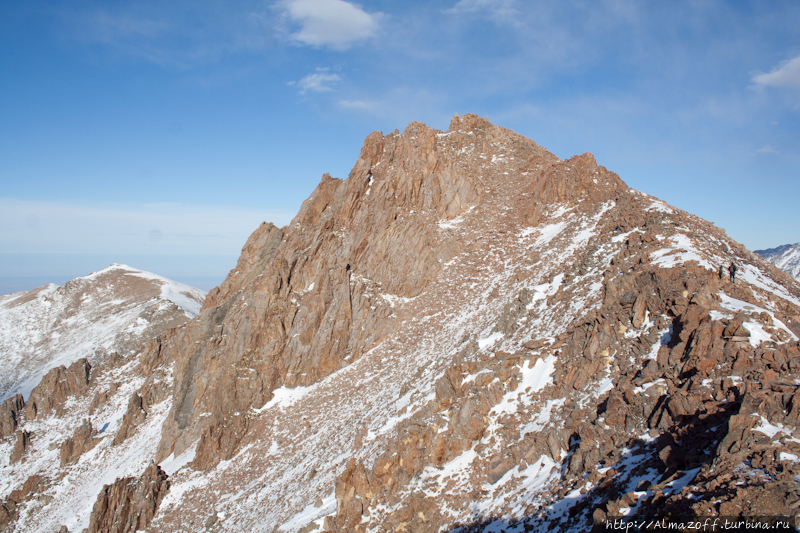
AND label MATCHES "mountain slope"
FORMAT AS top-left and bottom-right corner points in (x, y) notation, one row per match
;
(756, 242), (800, 281)
(0, 265), (205, 532)
(0, 264), (205, 401)
(3, 115), (800, 533)
(143, 115), (800, 532)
